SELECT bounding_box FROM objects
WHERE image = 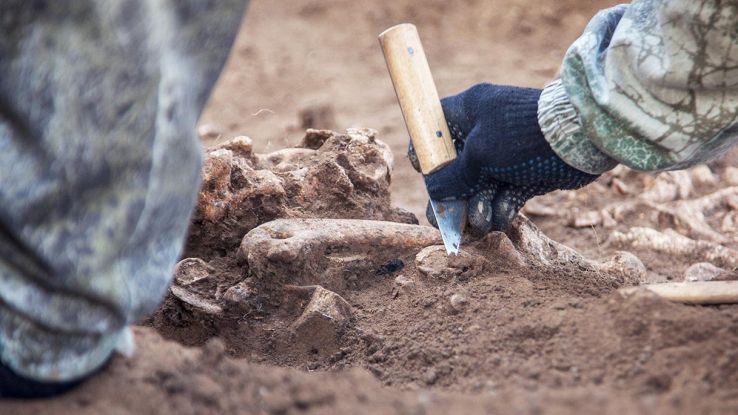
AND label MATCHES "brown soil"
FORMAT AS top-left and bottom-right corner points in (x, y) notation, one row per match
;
(4, 1), (738, 414)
